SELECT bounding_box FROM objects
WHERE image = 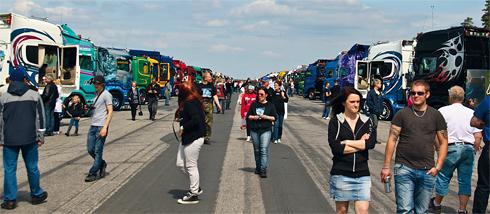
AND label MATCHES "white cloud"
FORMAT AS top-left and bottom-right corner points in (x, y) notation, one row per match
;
(209, 44), (244, 53)
(44, 6), (75, 18)
(205, 19), (229, 27)
(261, 50), (280, 57)
(231, 0), (292, 17)
(241, 20), (271, 31)
(13, 0), (40, 15)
